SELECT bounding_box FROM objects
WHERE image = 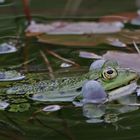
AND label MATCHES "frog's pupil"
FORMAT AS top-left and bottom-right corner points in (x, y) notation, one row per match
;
(107, 70), (113, 74)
